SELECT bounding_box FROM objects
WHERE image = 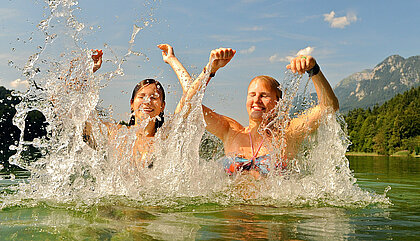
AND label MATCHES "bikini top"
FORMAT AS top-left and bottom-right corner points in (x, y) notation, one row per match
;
(220, 133), (270, 174)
